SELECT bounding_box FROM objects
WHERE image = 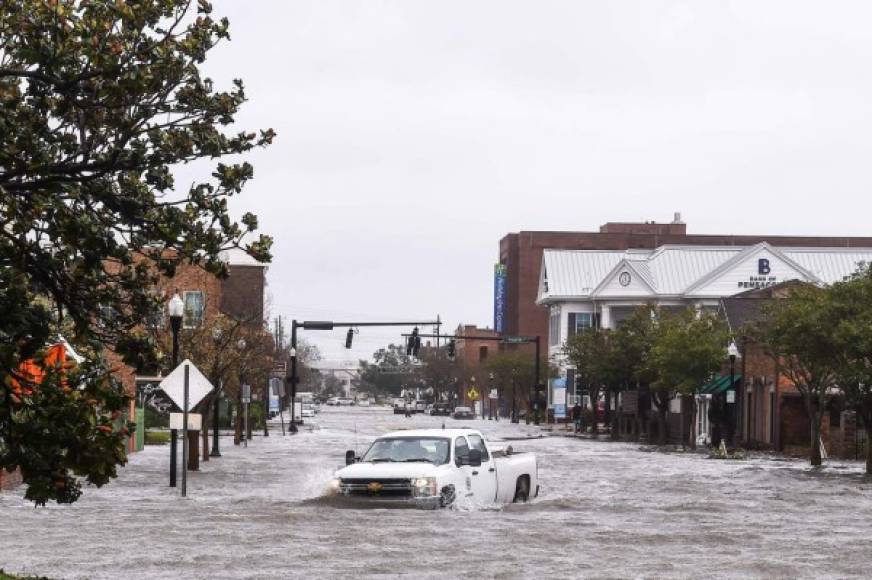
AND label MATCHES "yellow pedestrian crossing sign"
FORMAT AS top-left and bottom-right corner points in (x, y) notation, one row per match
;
(467, 387), (479, 401)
